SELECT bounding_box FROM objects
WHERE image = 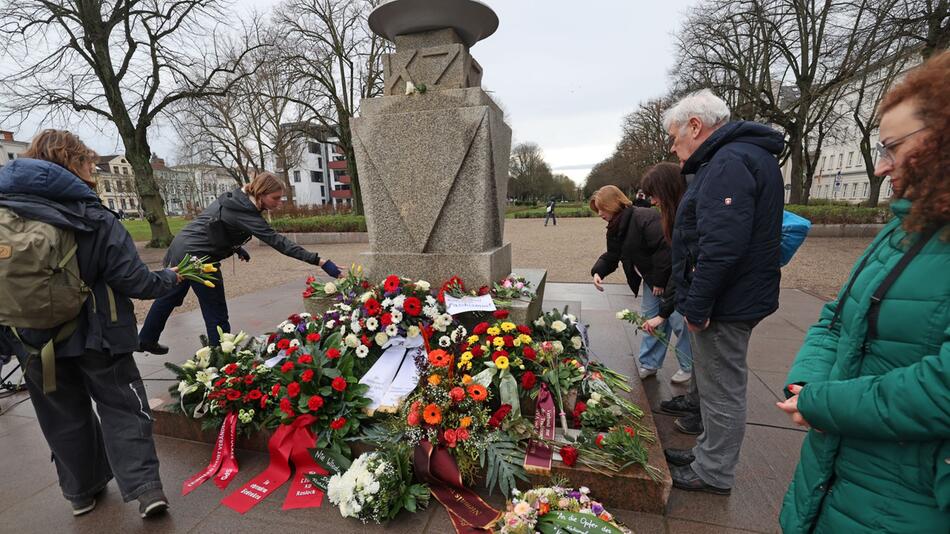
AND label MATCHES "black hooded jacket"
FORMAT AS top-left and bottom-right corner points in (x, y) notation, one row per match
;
(671, 121), (785, 325)
(165, 188), (320, 266)
(0, 159), (177, 357)
(591, 205), (671, 297)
